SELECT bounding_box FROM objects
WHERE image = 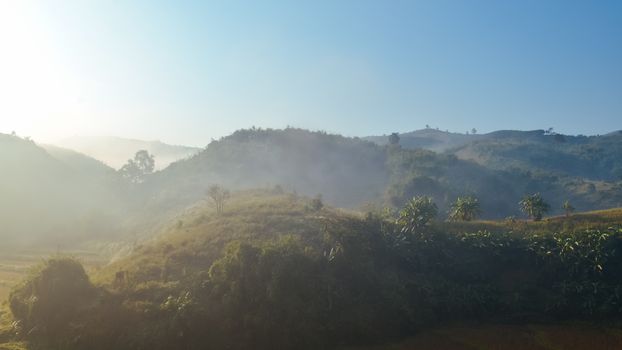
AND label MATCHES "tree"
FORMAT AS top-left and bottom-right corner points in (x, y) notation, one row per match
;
(519, 193), (550, 221)
(388, 133), (400, 146)
(310, 194), (323, 211)
(471, 128), (477, 135)
(119, 150), (155, 183)
(397, 196), (438, 233)
(448, 196), (481, 221)
(207, 185), (230, 214)
(562, 200), (575, 217)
